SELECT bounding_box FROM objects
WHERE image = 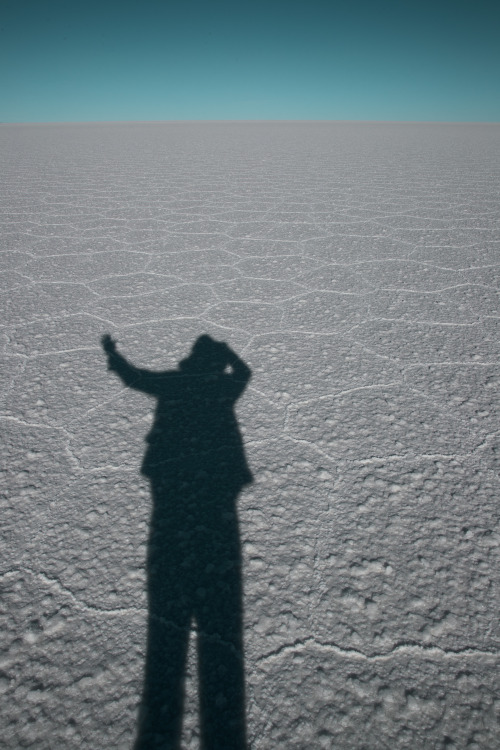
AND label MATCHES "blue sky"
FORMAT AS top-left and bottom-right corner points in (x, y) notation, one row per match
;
(1, 0), (499, 122)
